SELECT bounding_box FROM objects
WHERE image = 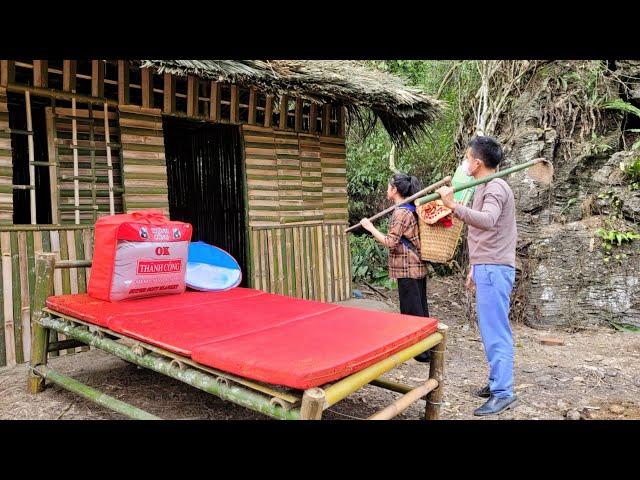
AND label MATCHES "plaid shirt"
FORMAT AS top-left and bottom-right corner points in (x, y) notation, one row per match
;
(383, 208), (427, 279)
